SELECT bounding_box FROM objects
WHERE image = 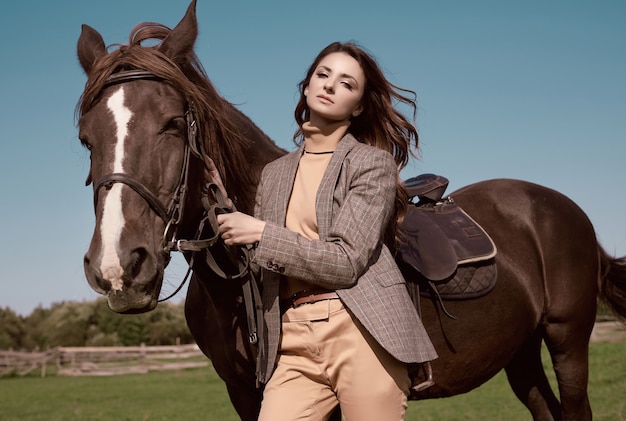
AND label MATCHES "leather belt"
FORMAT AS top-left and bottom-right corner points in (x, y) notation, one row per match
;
(281, 288), (339, 309)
